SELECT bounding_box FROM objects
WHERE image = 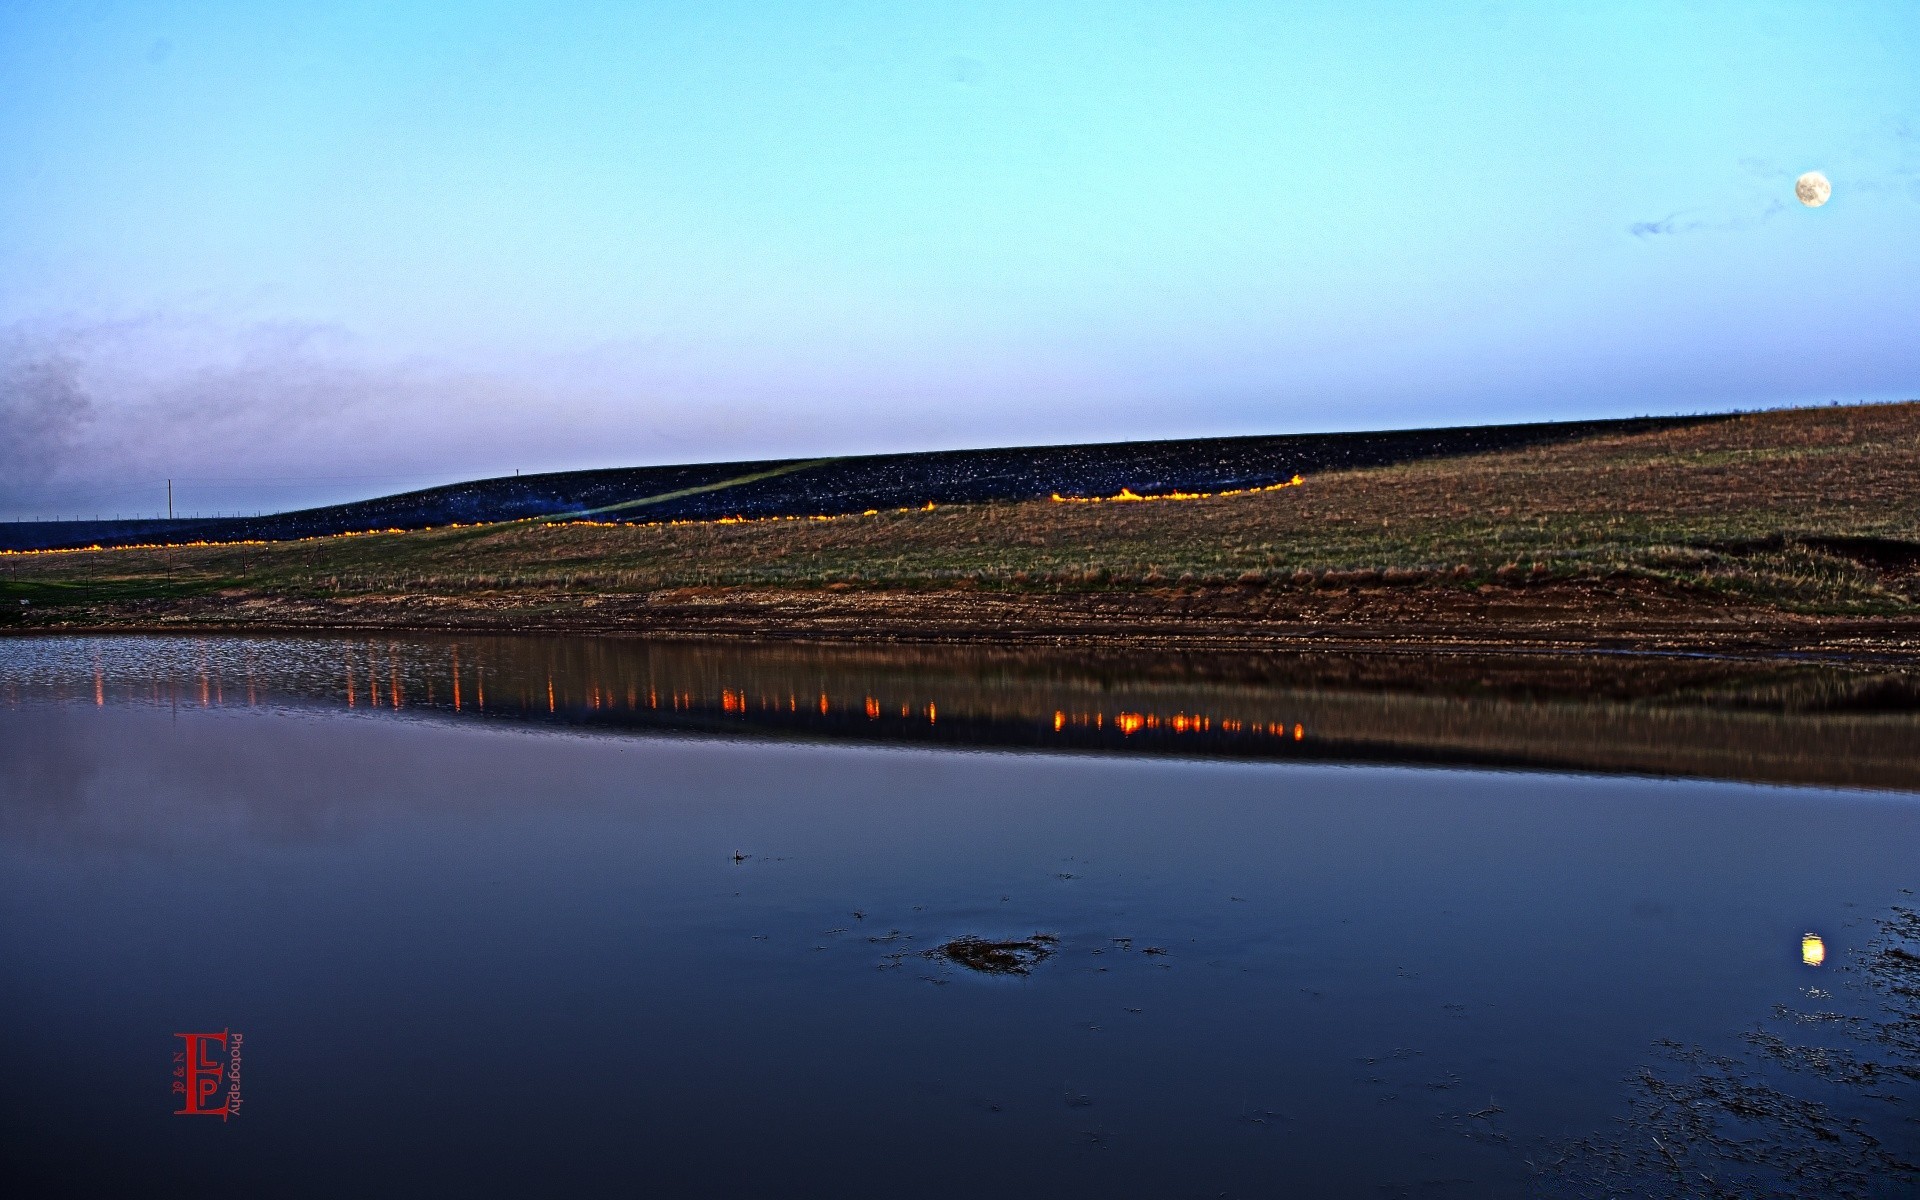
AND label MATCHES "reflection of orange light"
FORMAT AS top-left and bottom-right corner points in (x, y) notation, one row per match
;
(926, 702), (937, 723)
(1294, 724), (1304, 741)
(819, 693), (830, 715)
(1116, 712), (1144, 735)
(450, 649), (460, 711)
(347, 659), (357, 707)
(1054, 710), (1065, 732)
(866, 697), (880, 719)
(1802, 933), (1825, 967)
(548, 678), (555, 713)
